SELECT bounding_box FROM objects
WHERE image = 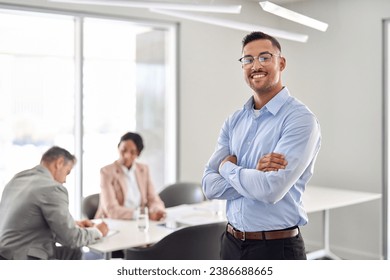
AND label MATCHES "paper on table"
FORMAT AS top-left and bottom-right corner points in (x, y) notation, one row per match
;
(175, 213), (210, 225)
(105, 230), (119, 238)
